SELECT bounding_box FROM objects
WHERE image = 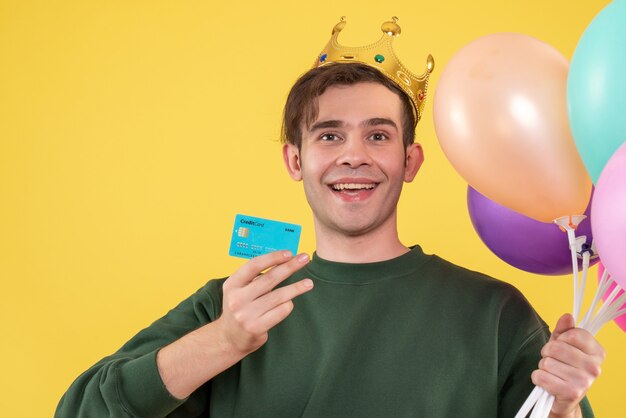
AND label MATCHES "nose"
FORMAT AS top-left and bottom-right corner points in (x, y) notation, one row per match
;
(336, 137), (373, 168)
